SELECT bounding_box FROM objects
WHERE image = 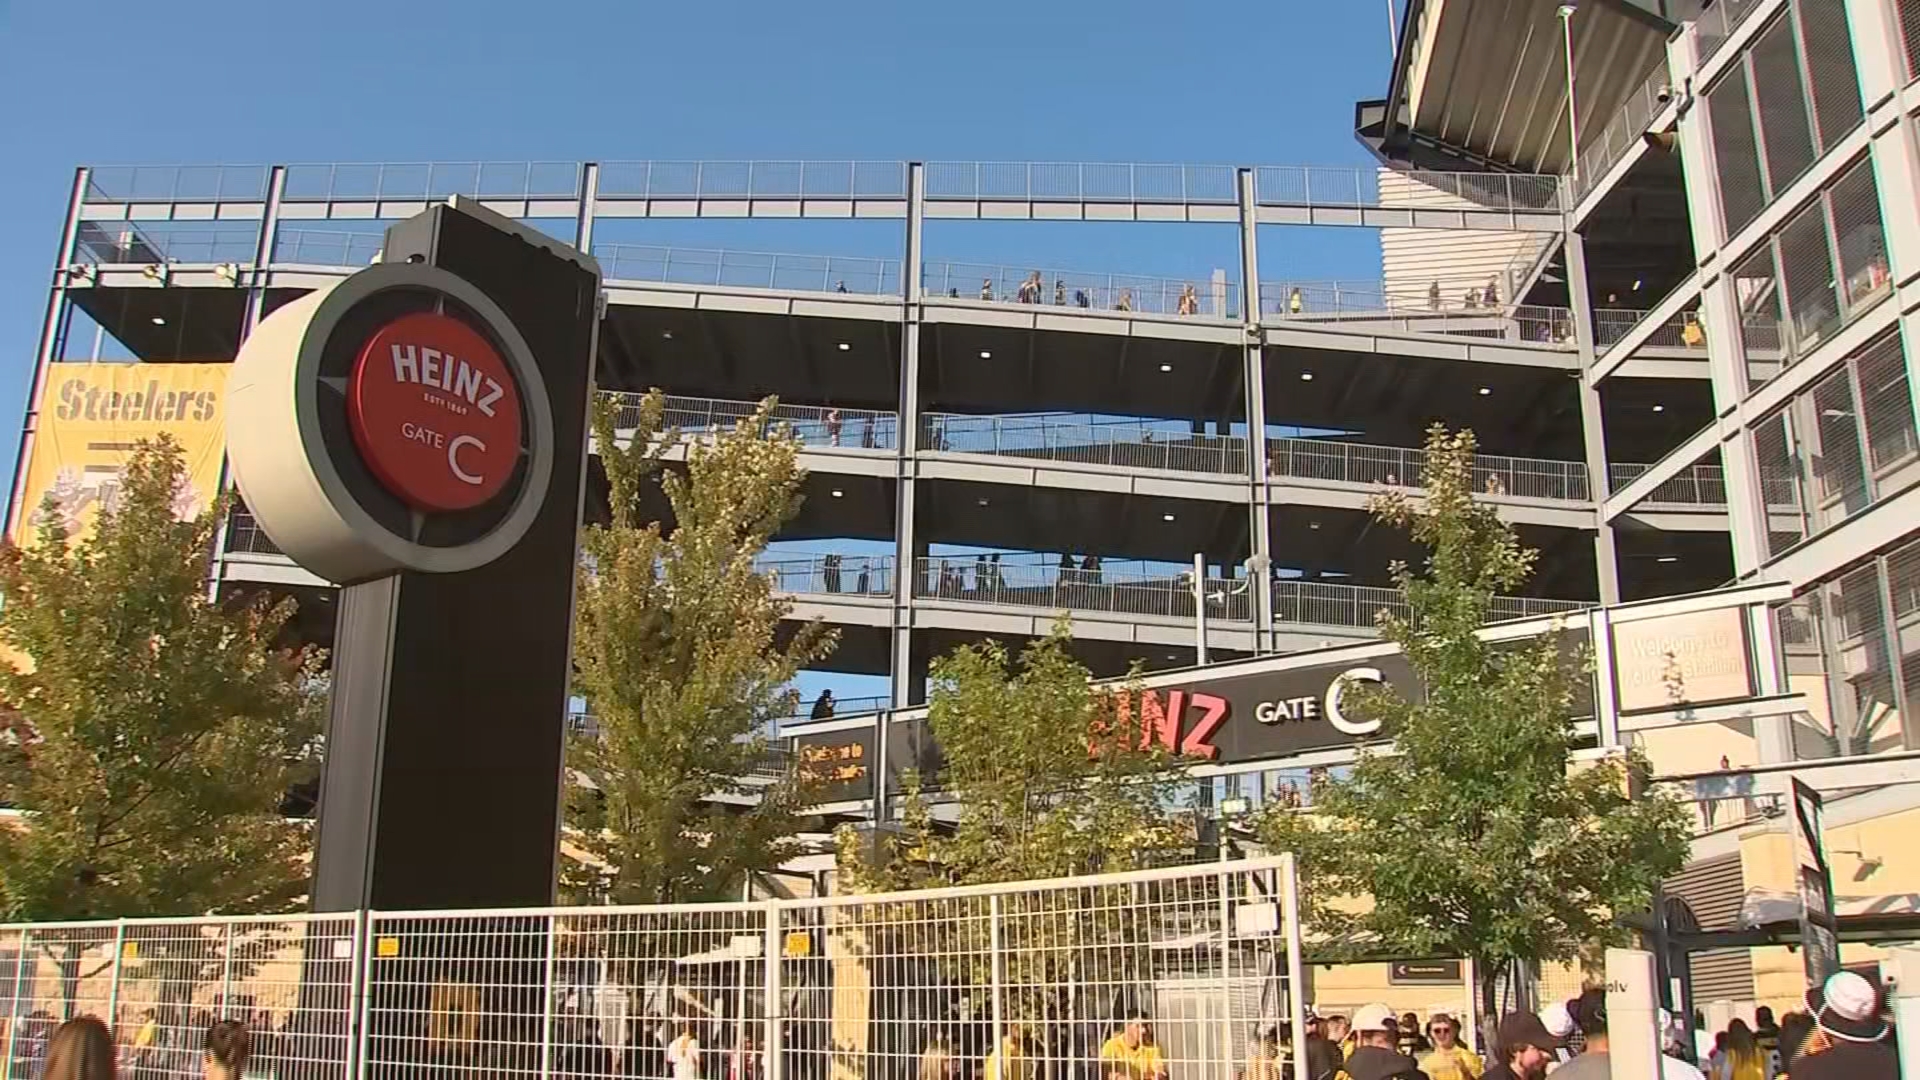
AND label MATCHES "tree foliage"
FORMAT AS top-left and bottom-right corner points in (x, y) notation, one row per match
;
(843, 623), (1191, 892)
(1256, 424), (1689, 1002)
(0, 437), (324, 922)
(566, 390), (837, 905)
